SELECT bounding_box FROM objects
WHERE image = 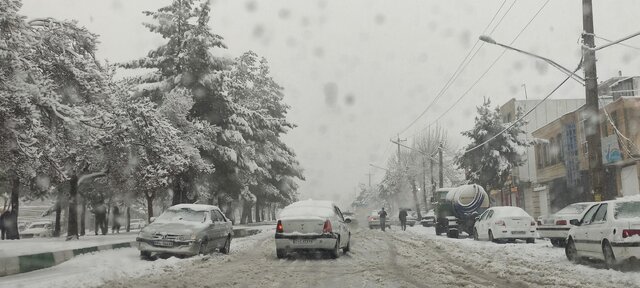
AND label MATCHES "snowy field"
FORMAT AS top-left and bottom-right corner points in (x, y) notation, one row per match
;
(2, 227), (273, 288)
